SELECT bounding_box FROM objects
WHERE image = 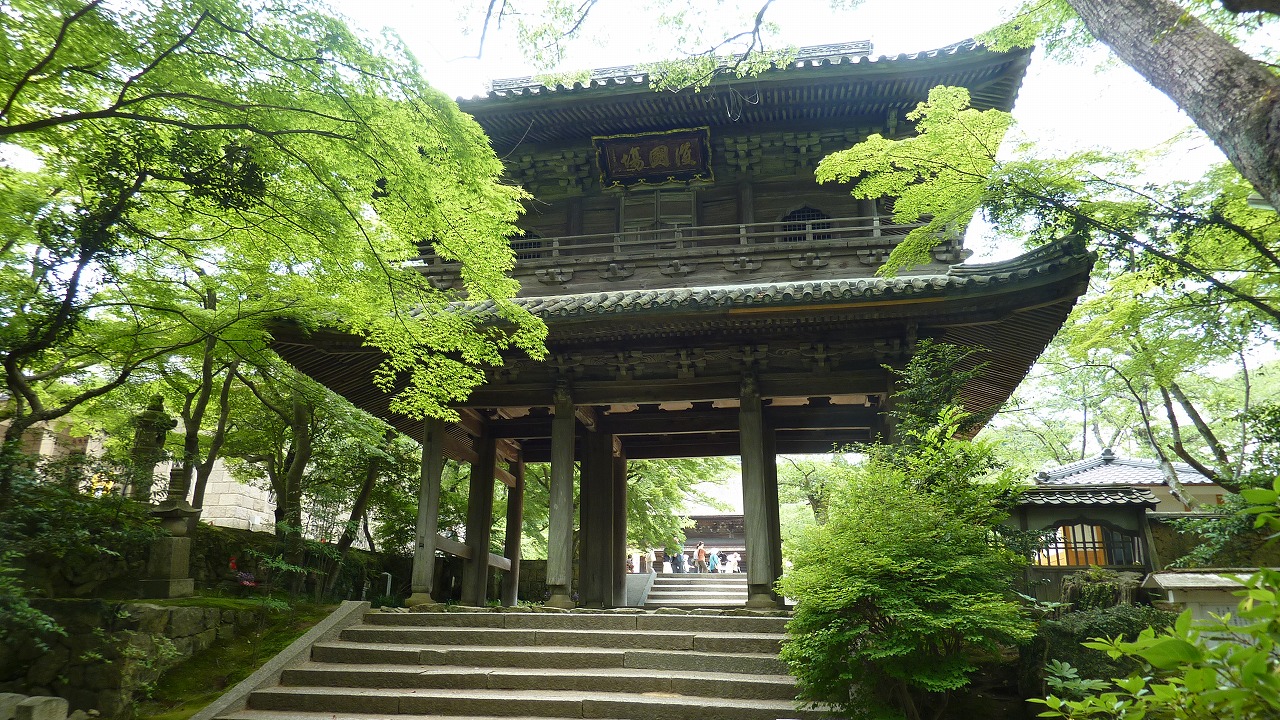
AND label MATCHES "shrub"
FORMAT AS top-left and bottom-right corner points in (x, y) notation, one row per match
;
(0, 475), (162, 598)
(779, 445), (1034, 720)
(1038, 604), (1177, 683)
